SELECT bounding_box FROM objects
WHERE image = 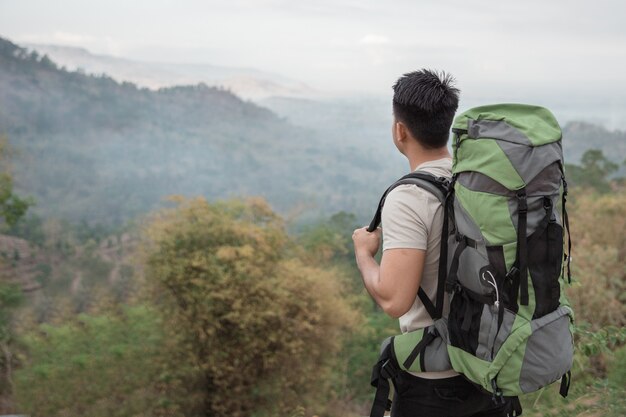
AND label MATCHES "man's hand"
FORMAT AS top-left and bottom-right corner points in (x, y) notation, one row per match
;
(352, 226), (381, 257)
